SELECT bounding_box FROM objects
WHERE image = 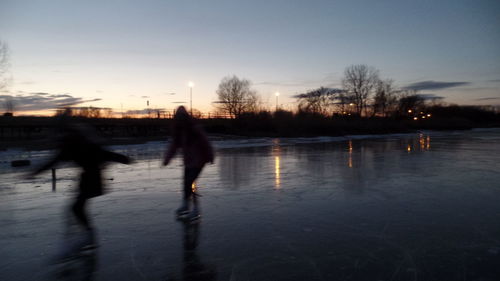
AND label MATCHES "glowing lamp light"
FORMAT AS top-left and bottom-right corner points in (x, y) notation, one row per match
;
(188, 81), (194, 88)
(413, 117), (418, 120)
(427, 114), (431, 117)
(349, 103), (354, 106)
(408, 109), (412, 113)
(275, 92), (280, 97)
